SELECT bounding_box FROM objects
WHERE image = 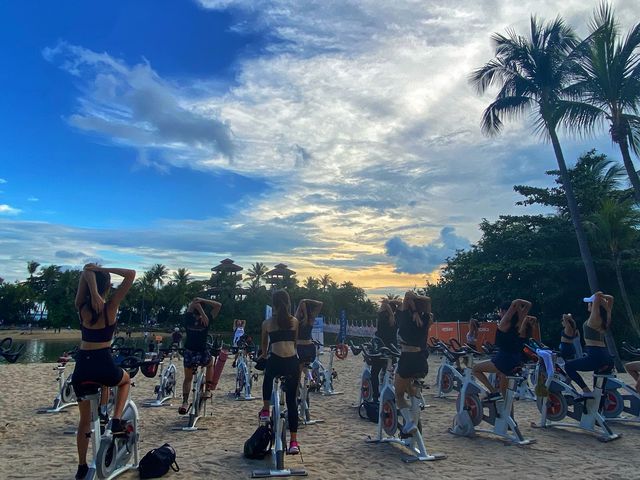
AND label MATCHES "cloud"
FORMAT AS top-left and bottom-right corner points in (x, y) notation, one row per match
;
(0, 205), (21, 216)
(42, 42), (235, 162)
(27, 197), (39, 202)
(385, 226), (470, 274)
(19, 1), (626, 294)
(0, 178), (6, 184)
